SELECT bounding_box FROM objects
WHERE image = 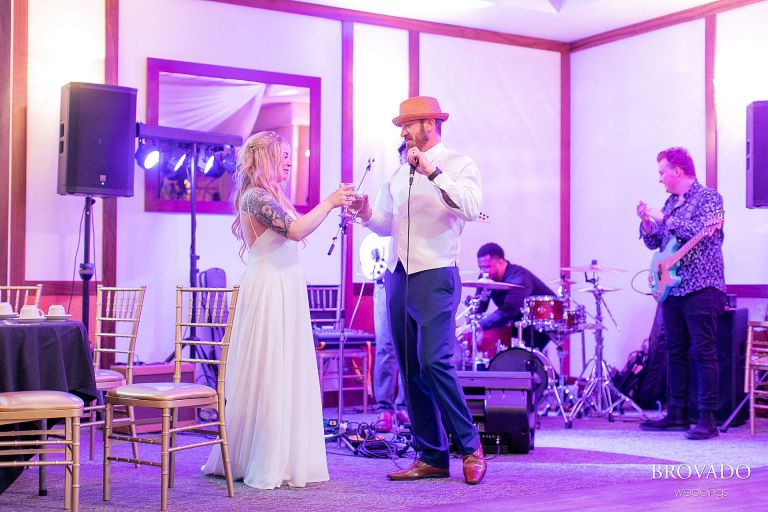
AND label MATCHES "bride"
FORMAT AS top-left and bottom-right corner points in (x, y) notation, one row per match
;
(202, 130), (354, 489)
